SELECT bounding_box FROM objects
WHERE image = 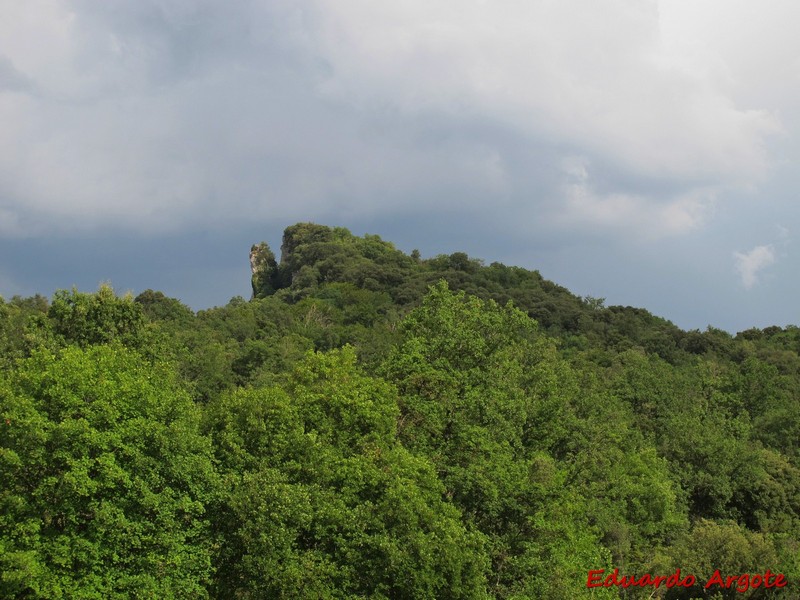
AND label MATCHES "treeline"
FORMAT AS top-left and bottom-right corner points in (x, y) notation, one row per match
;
(2, 223), (800, 599)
